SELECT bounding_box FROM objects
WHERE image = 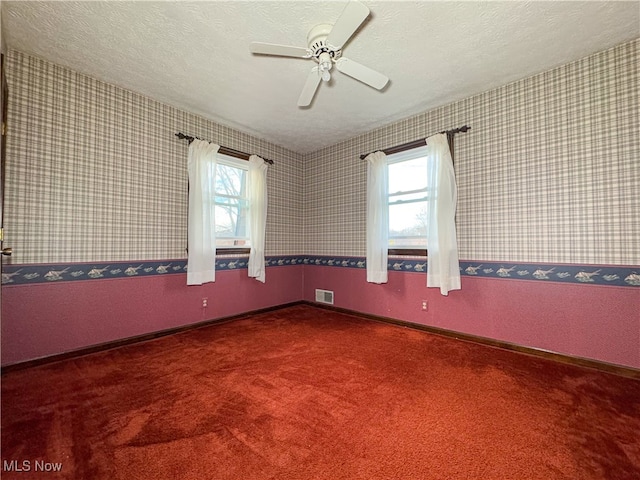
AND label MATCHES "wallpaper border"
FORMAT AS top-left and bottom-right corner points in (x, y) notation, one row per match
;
(2, 256), (638, 287)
